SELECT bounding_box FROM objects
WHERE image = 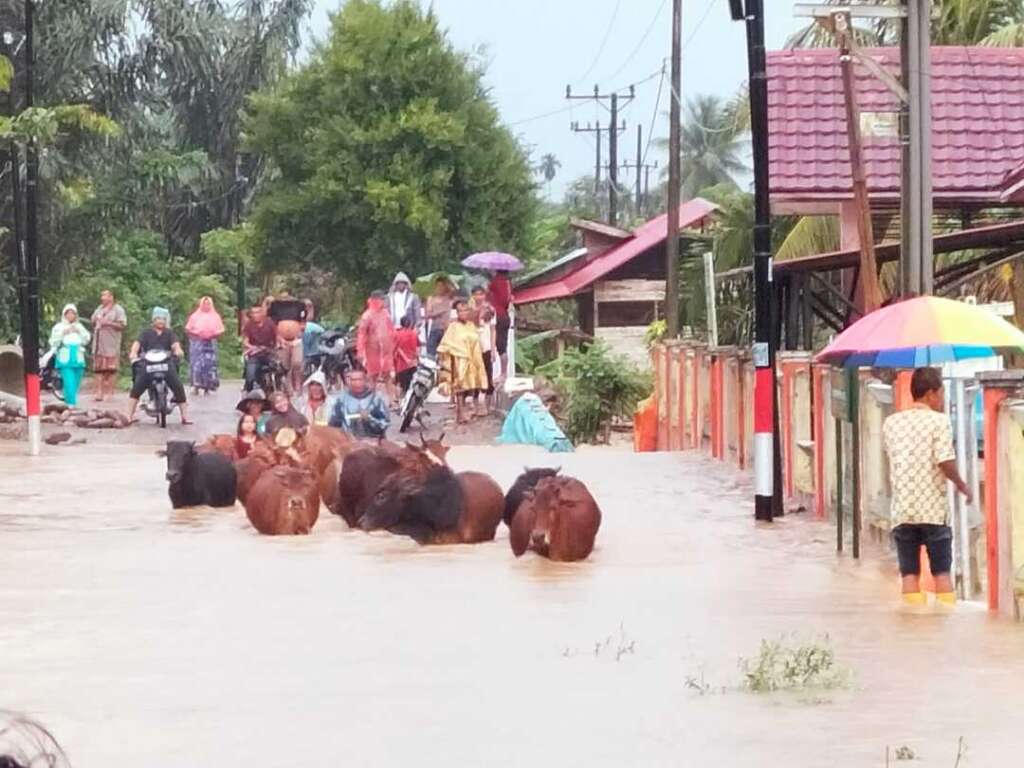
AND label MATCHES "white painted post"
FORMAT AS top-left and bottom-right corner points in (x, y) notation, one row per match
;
(703, 252), (718, 348)
(953, 378), (971, 598)
(507, 304), (516, 380)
